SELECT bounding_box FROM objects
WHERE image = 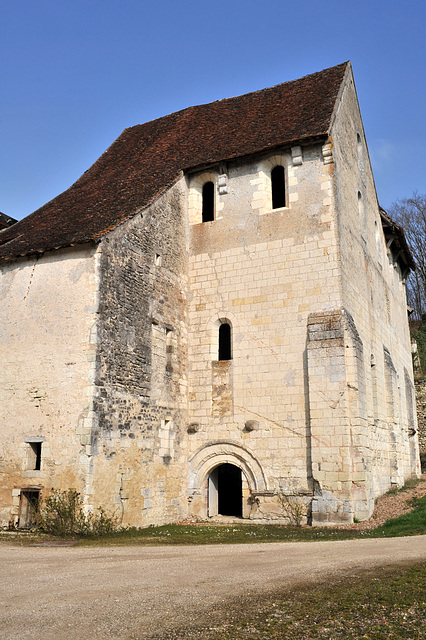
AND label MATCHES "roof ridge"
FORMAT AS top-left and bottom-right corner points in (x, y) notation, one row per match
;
(124, 62), (350, 135)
